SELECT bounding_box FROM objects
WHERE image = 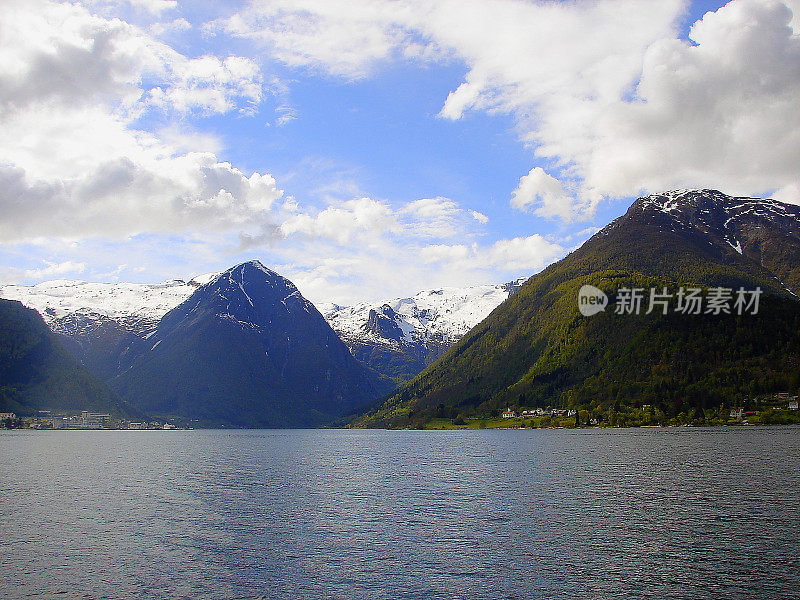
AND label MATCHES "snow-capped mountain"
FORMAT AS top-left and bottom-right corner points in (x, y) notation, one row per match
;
(604, 188), (800, 251)
(323, 278), (527, 384)
(599, 188), (800, 295)
(0, 274), (218, 335)
(326, 280), (526, 348)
